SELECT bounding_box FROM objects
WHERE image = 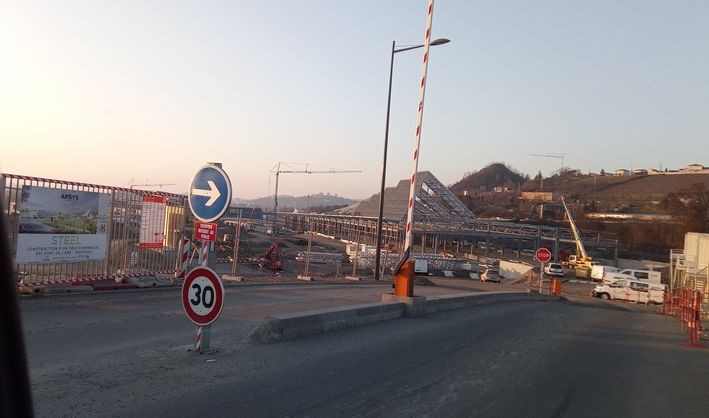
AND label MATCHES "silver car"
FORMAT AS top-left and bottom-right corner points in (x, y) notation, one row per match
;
(481, 269), (502, 283)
